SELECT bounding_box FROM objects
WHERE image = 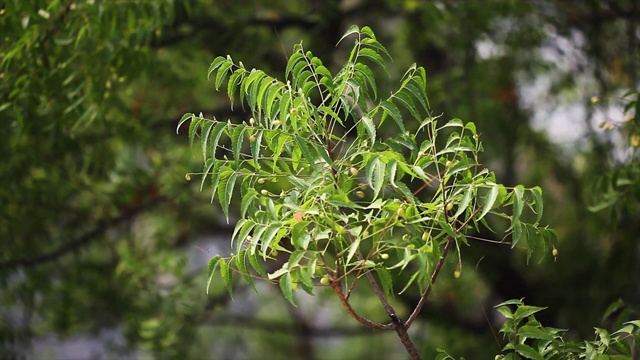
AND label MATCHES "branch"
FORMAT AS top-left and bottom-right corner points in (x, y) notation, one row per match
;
(0, 196), (166, 271)
(330, 279), (391, 330)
